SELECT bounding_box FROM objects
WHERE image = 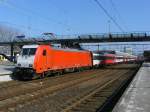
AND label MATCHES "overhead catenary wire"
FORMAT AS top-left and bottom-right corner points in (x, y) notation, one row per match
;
(94, 0), (125, 32)
(0, 1), (47, 34)
(0, 0), (73, 34)
(0, 21), (44, 35)
(2, 1), (61, 25)
(109, 0), (129, 31)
